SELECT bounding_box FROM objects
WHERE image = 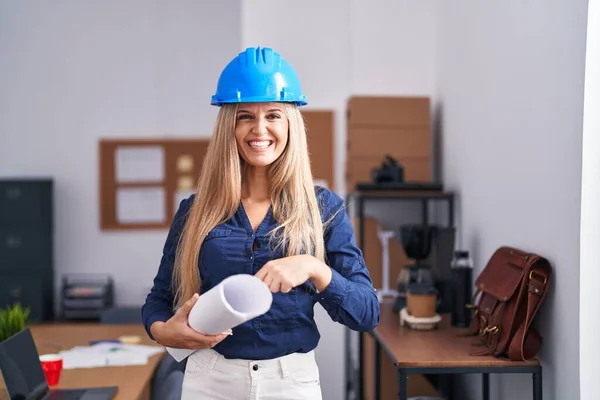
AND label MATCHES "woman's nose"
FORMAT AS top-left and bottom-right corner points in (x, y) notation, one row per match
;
(252, 117), (268, 135)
